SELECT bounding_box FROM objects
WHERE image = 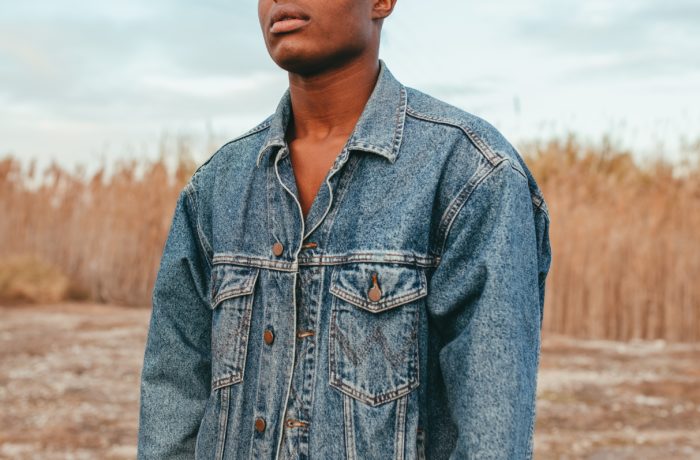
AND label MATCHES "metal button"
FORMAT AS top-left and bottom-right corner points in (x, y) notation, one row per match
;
(263, 328), (274, 345)
(255, 417), (266, 433)
(368, 272), (382, 302)
(368, 285), (382, 302)
(272, 241), (284, 256)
